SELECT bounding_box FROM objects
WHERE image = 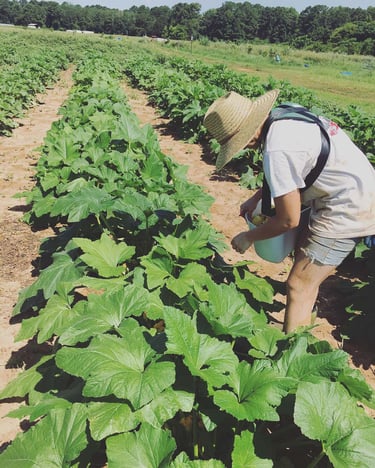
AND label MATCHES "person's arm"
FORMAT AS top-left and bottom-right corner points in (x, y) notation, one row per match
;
(231, 189), (301, 254)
